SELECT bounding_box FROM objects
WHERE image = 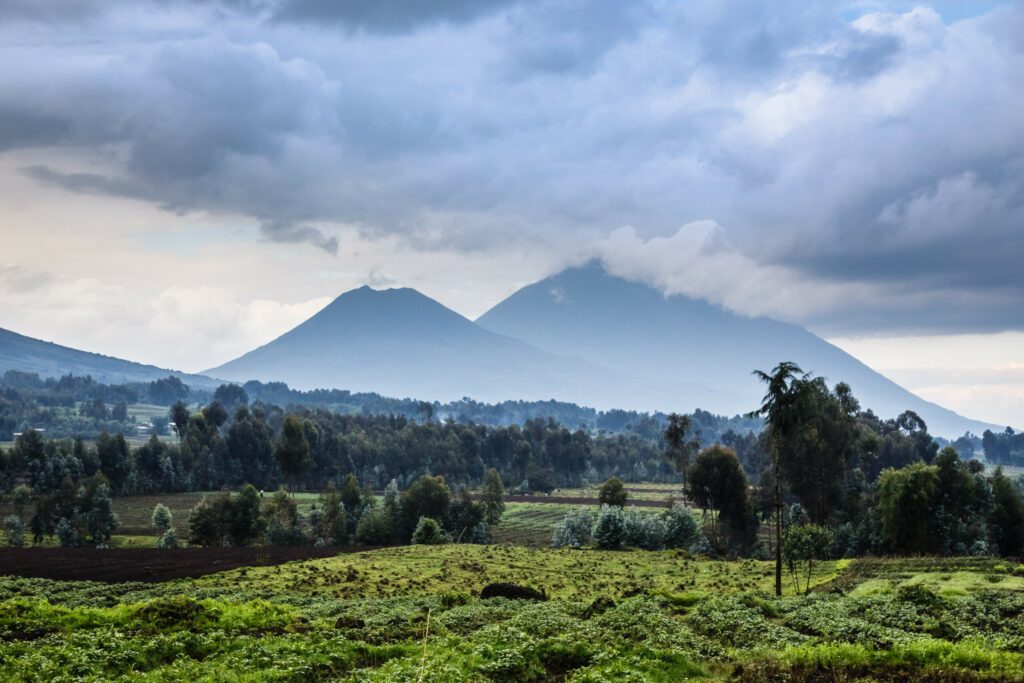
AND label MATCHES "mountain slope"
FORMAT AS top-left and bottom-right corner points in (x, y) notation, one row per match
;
(205, 285), (714, 408)
(0, 326), (220, 389)
(477, 262), (996, 437)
